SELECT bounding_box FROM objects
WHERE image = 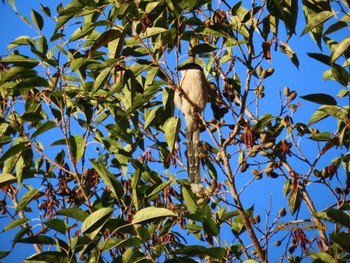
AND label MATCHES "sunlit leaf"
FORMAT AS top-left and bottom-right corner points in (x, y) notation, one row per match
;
(69, 134), (84, 163)
(3, 217), (29, 232)
(44, 219), (67, 234)
(56, 208), (89, 222)
(30, 121), (56, 139)
(132, 207), (176, 224)
(90, 158), (124, 202)
(81, 207), (114, 233)
(301, 11), (334, 36)
(330, 37), (350, 63)
(89, 29), (123, 56)
(0, 173), (16, 188)
(31, 9), (44, 31)
(309, 252), (335, 263)
(288, 190), (301, 216)
(163, 117), (180, 152)
(16, 188), (43, 215)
